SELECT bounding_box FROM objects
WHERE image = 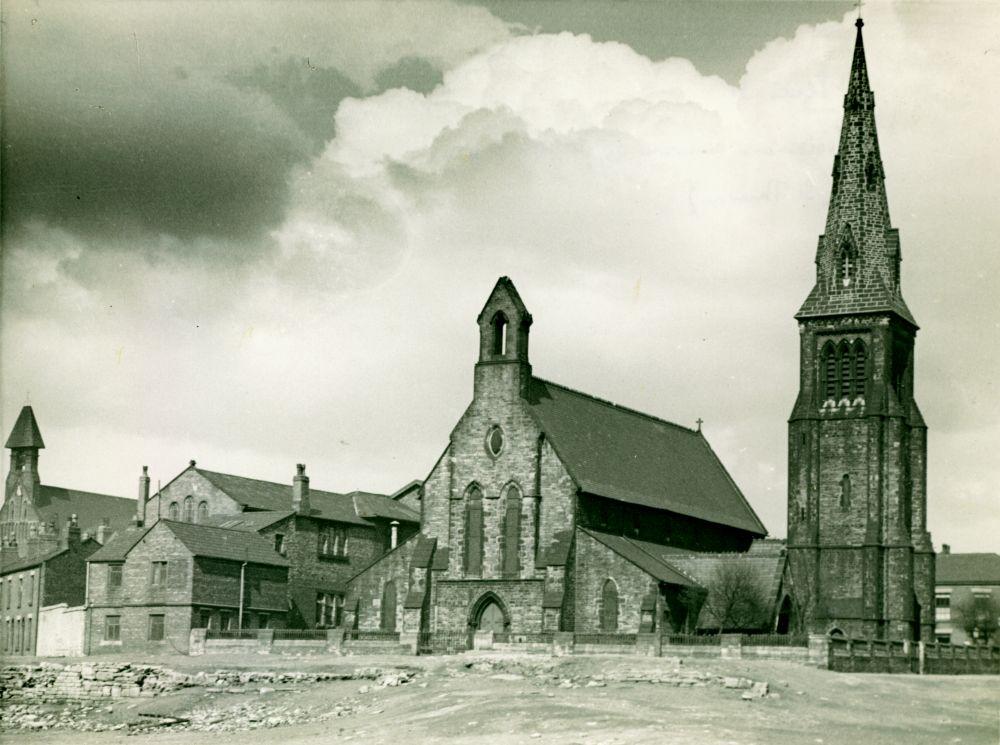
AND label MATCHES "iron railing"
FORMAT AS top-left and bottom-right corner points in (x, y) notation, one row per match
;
(205, 628), (258, 640)
(346, 629), (401, 642)
(573, 632), (637, 645)
(663, 634), (722, 646)
(272, 628), (329, 641)
(740, 633), (808, 647)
